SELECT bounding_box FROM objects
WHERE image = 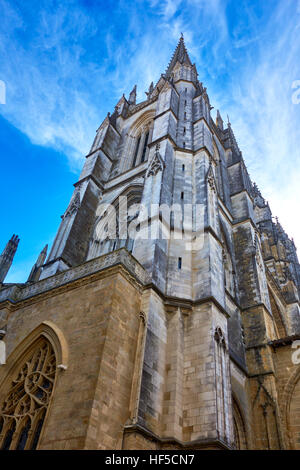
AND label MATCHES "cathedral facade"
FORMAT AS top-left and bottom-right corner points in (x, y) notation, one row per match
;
(1, 36), (300, 450)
